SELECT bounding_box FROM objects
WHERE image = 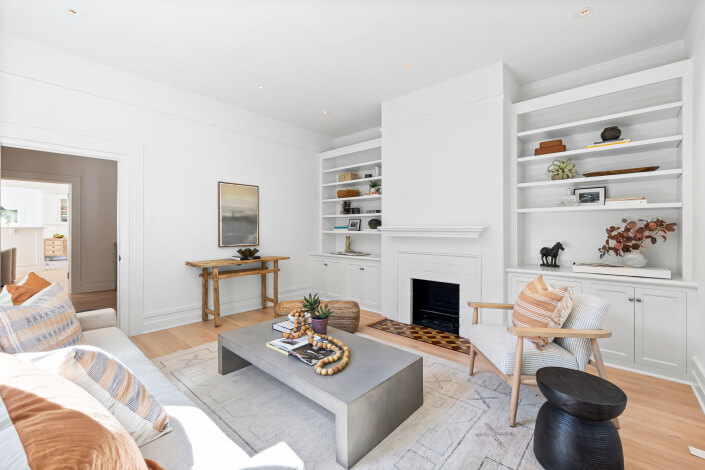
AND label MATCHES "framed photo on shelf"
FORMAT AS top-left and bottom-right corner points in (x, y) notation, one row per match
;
(218, 182), (259, 247)
(575, 187), (605, 206)
(347, 219), (361, 231)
